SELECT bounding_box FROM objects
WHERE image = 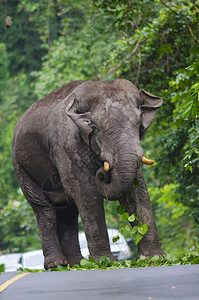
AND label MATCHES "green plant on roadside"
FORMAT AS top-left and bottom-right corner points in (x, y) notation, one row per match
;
(0, 264), (5, 274)
(15, 247), (199, 274)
